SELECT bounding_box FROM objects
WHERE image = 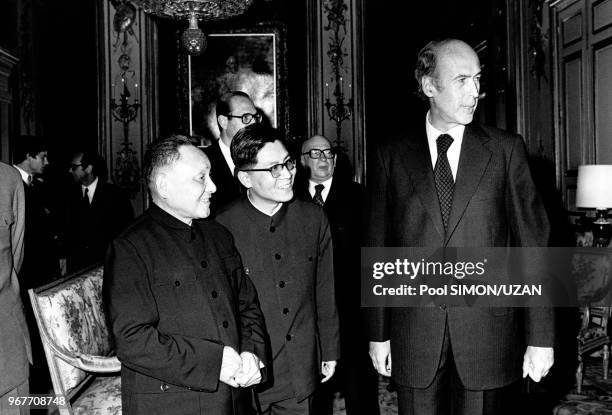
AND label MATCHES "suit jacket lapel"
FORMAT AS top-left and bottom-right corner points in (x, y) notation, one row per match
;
(445, 124), (492, 243)
(403, 128), (446, 240)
